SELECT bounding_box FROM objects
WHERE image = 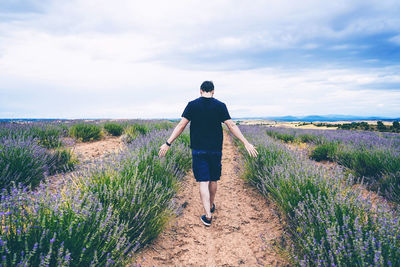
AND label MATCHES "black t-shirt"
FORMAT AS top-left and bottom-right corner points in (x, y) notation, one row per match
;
(181, 96), (231, 151)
